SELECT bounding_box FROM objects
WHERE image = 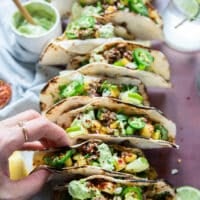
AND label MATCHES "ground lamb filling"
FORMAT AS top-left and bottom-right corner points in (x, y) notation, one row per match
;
(66, 107), (172, 142)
